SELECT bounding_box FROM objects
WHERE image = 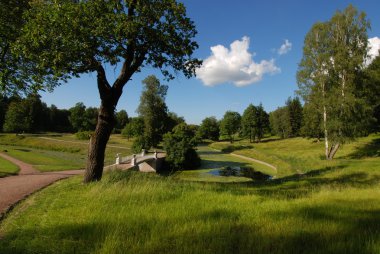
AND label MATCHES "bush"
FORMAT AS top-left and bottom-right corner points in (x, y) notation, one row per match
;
(75, 131), (94, 140)
(131, 136), (150, 153)
(163, 123), (201, 170)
